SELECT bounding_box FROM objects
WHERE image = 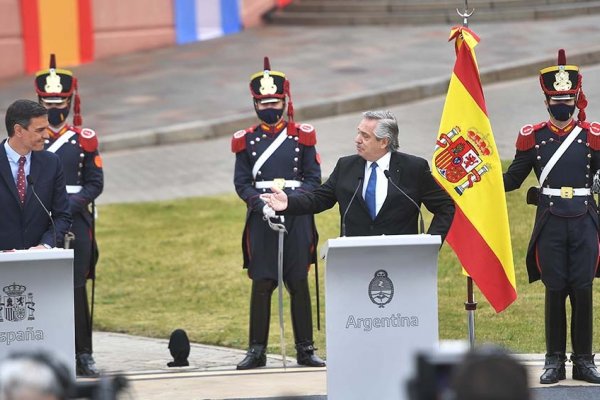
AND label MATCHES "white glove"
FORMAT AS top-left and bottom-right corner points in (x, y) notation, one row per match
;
(593, 170), (600, 194)
(262, 204), (276, 219)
